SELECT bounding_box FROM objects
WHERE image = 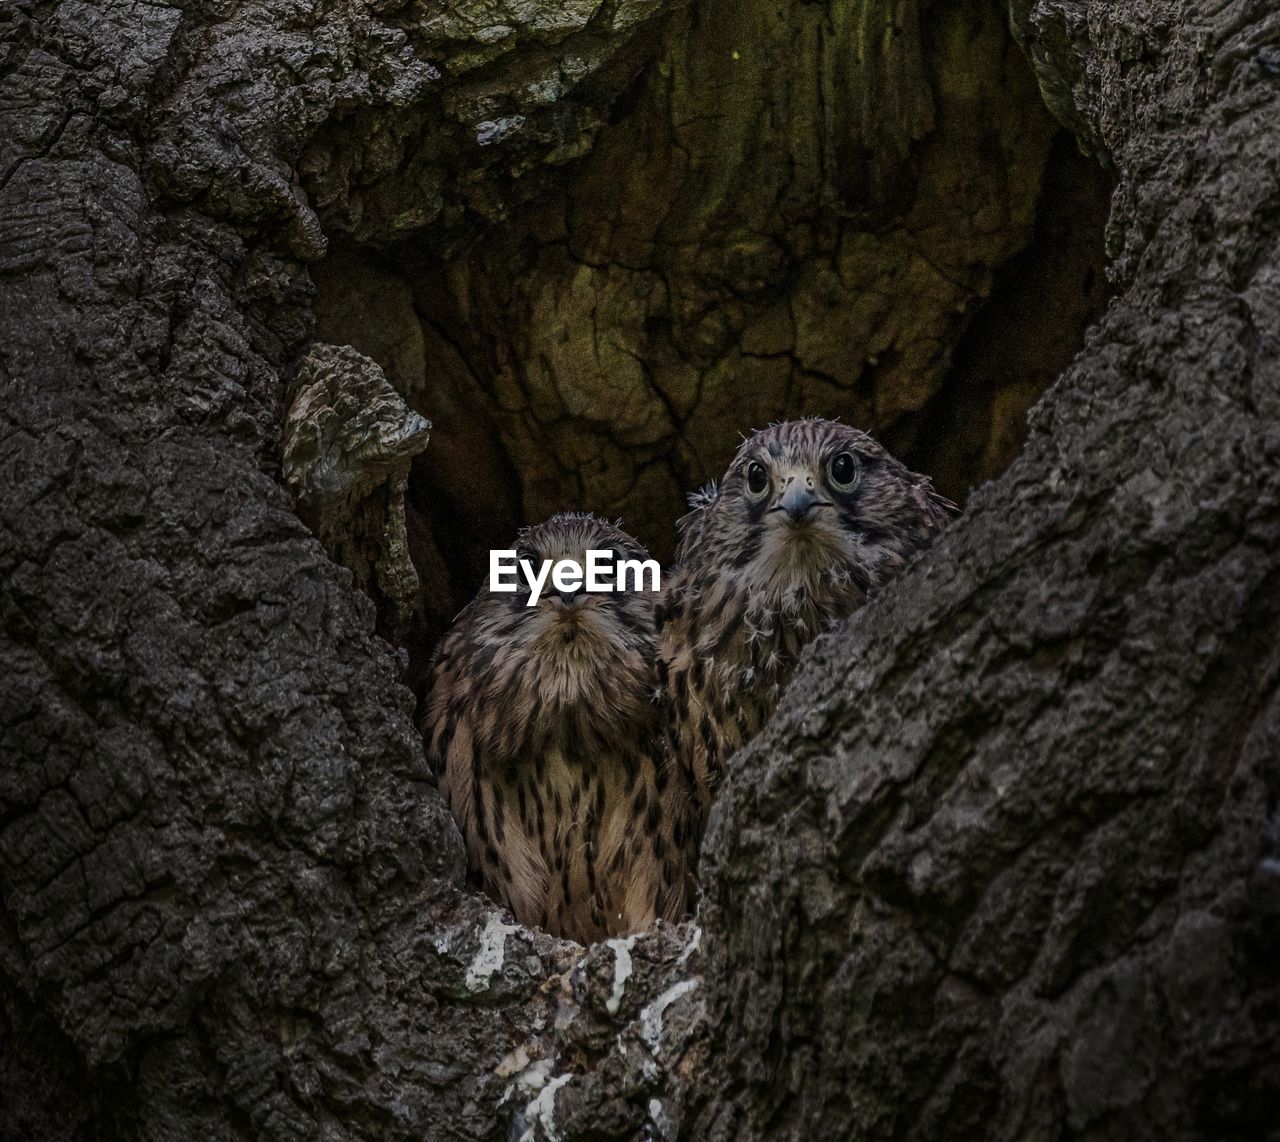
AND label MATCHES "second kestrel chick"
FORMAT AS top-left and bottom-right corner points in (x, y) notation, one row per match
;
(658, 418), (956, 823)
